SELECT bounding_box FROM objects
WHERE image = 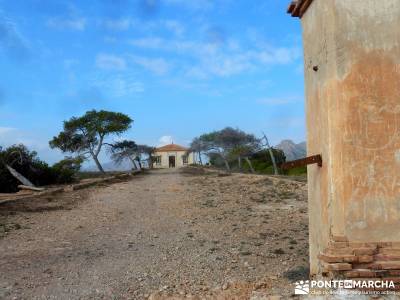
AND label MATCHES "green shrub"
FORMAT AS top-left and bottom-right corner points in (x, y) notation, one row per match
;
(51, 156), (83, 184)
(251, 148), (286, 166)
(287, 166), (307, 176)
(0, 144), (56, 193)
(0, 145), (83, 193)
(208, 148), (287, 174)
